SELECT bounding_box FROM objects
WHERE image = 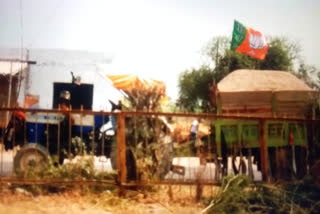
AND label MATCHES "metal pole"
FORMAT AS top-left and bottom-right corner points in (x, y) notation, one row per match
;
(25, 49), (30, 95)
(117, 112), (126, 196)
(259, 119), (269, 182)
